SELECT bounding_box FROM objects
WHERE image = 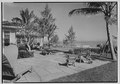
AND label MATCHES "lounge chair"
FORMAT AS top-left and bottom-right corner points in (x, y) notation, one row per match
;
(76, 53), (83, 63)
(3, 44), (40, 82)
(81, 49), (93, 64)
(66, 54), (76, 67)
(2, 54), (15, 81)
